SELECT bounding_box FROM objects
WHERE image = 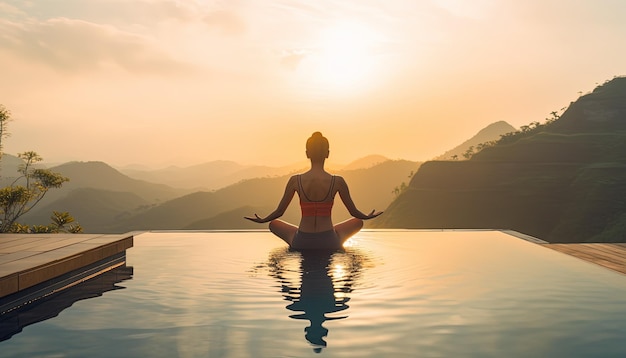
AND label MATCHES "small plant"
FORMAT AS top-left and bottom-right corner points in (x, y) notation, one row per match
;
(0, 104), (81, 233)
(50, 211), (83, 233)
(0, 152), (69, 232)
(8, 211), (83, 233)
